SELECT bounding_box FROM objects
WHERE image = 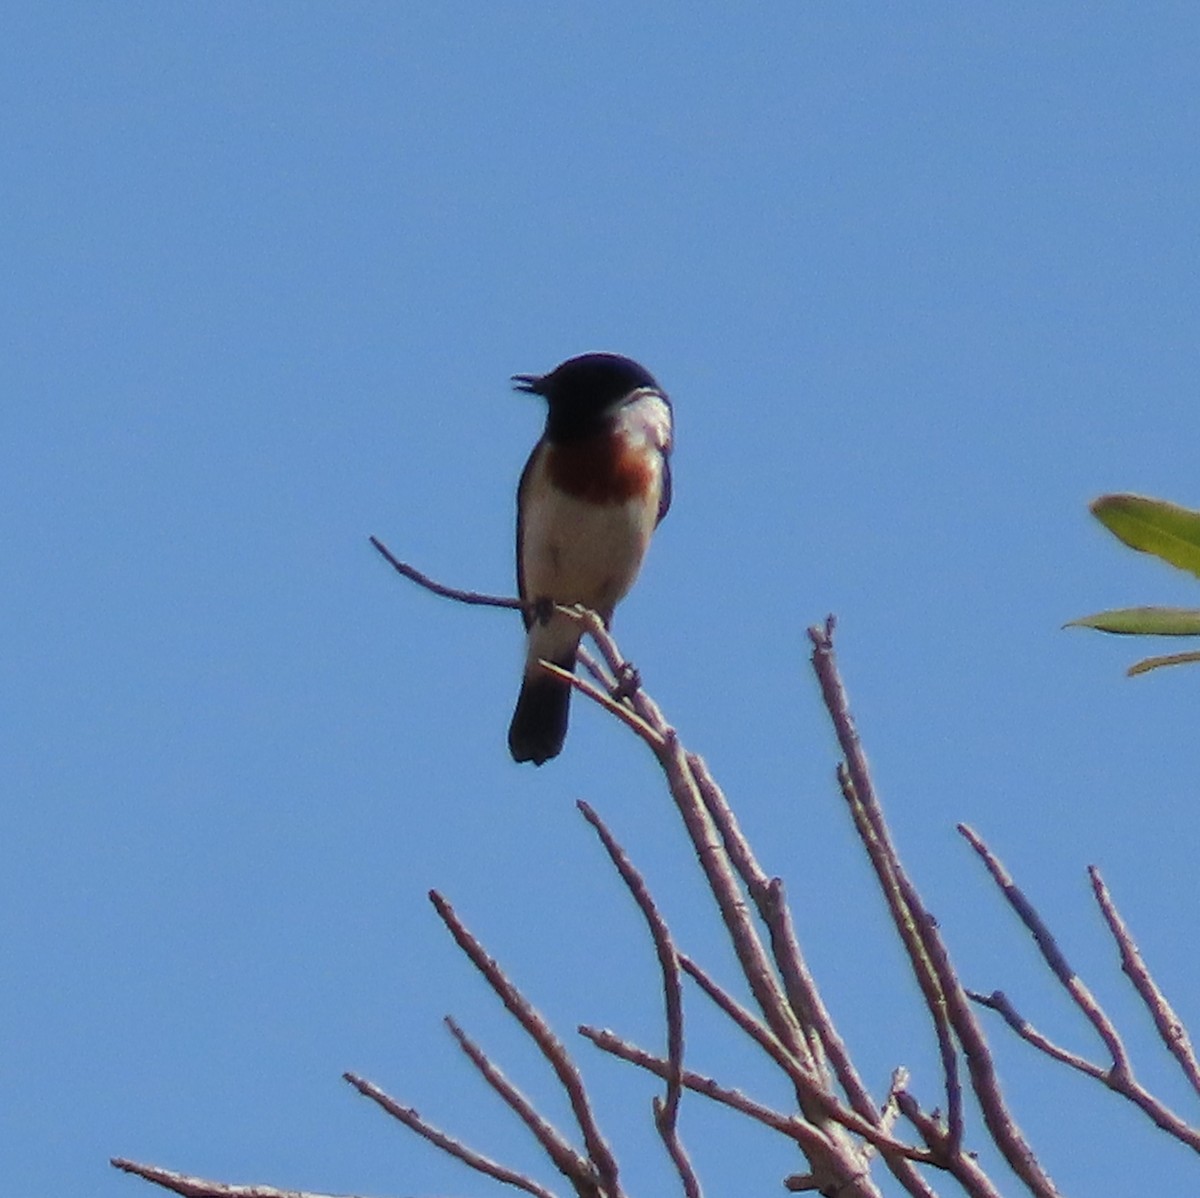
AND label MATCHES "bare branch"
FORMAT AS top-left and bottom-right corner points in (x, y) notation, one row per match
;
(966, 990), (1105, 1079)
(428, 891), (622, 1197)
(110, 1160), (347, 1198)
(369, 536), (524, 611)
(756, 873), (940, 1198)
(577, 801), (686, 1121)
(1089, 866), (1200, 1097)
(835, 761), (963, 1153)
(805, 626), (964, 1154)
(1114, 1082), (1200, 1149)
(367, 544), (648, 752)
(684, 752), (827, 1077)
(584, 1025), (965, 1198)
(579, 1025), (828, 1152)
(809, 620), (1061, 1198)
(678, 953), (815, 1080)
(366, 560), (879, 1193)
(444, 1018), (595, 1192)
(957, 825), (1132, 1081)
(570, 629), (891, 1193)
(653, 733), (806, 1061)
(574, 802), (700, 1198)
(759, 871), (878, 1105)
(652, 1095), (703, 1198)
(573, 621), (687, 769)
(343, 1072), (560, 1198)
